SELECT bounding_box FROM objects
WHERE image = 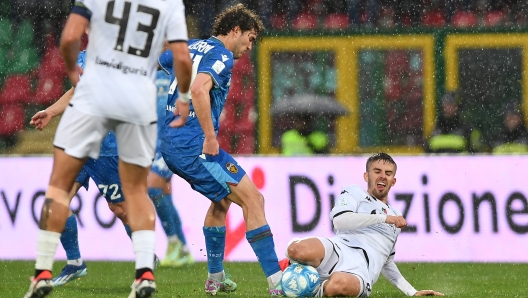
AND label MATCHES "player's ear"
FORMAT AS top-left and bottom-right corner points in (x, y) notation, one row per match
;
(233, 26), (241, 36)
(363, 172), (368, 182)
(392, 177), (396, 186)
